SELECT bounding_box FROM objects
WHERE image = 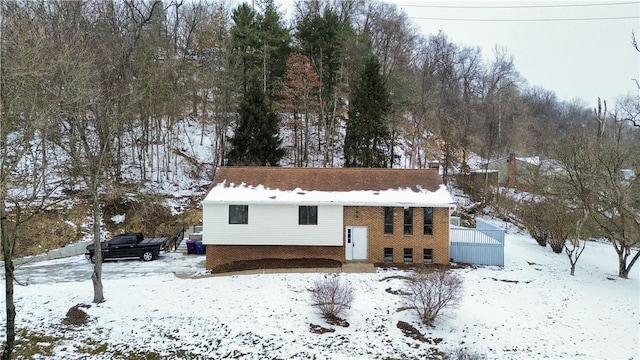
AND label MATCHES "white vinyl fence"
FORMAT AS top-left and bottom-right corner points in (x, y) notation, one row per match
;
(450, 218), (504, 266)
